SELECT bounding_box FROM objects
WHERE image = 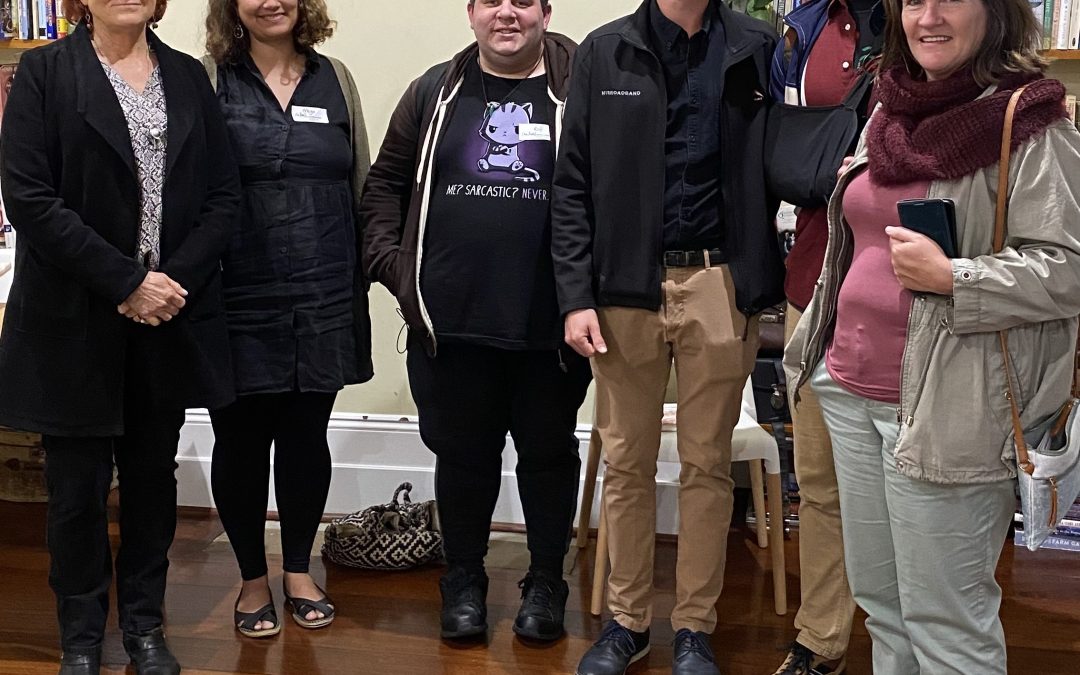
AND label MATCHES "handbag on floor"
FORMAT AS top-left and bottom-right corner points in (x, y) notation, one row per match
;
(321, 482), (443, 570)
(994, 87), (1080, 551)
